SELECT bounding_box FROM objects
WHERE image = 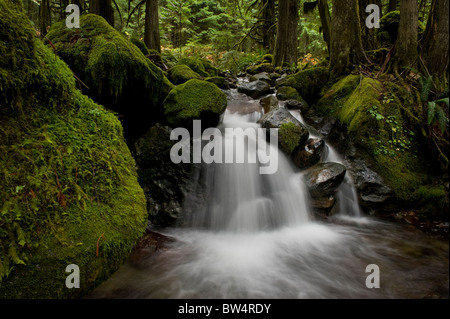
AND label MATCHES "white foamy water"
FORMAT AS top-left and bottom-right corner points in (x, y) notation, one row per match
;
(89, 89), (448, 300)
